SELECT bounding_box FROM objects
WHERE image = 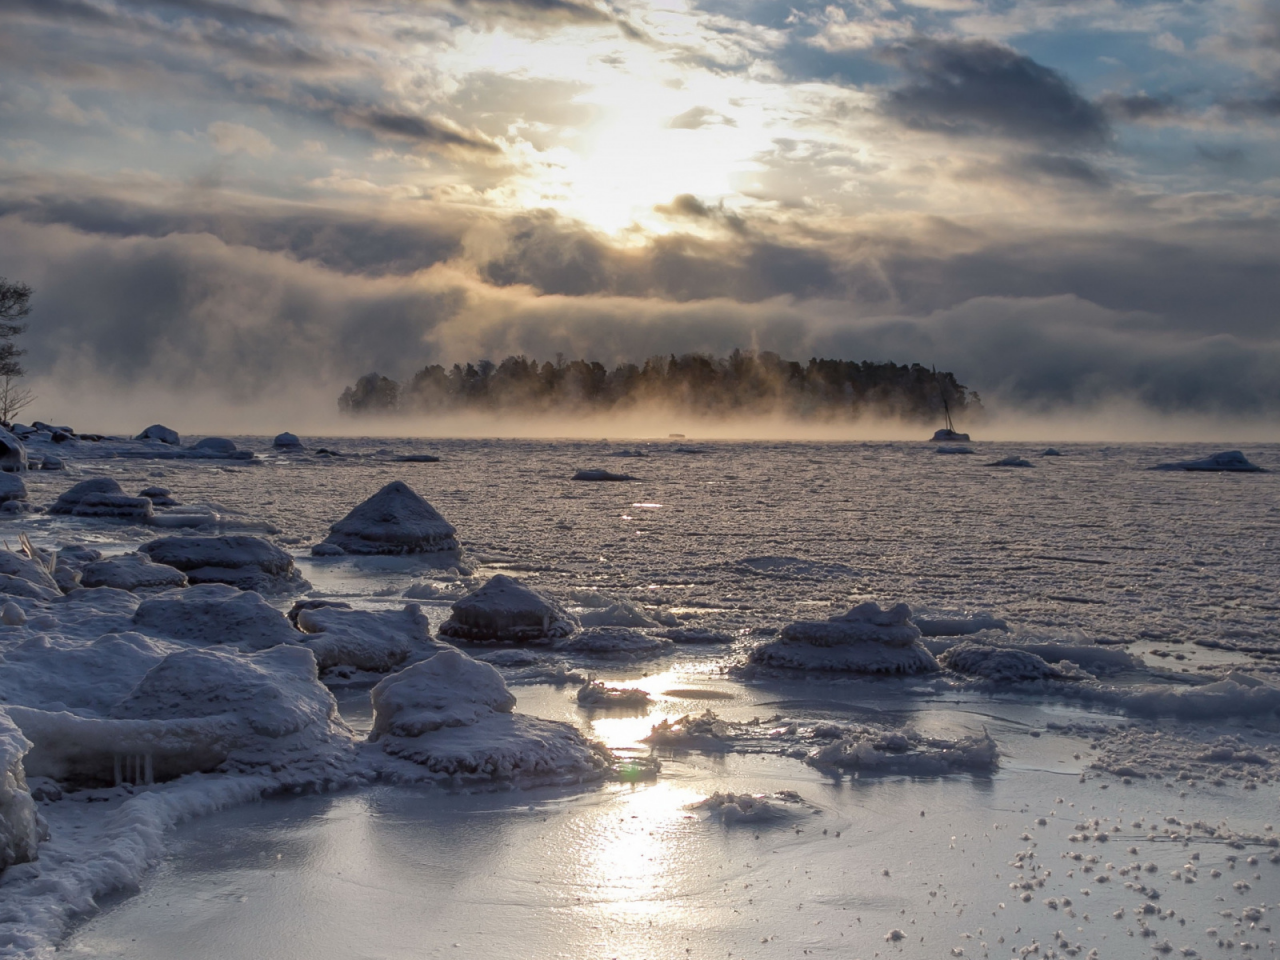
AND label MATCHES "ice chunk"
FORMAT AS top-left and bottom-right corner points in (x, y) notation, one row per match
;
(806, 727), (999, 776)
(0, 632), (174, 715)
(688, 790), (810, 824)
(1150, 450), (1265, 472)
(439, 575), (577, 644)
(577, 601), (659, 628)
(48, 478), (127, 514)
(314, 480), (458, 556)
(1041, 448), (1062, 456)
(132, 583), (301, 651)
(296, 603), (442, 674)
(2, 601), (24, 625)
(644, 710), (734, 750)
(987, 455), (1033, 468)
(0, 549), (60, 594)
(572, 469), (636, 481)
(80, 553), (190, 592)
(662, 627), (736, 645)
(0, 711), (43, 870)
(273, 432), (303, 450)
(0, 427), (27, 473)
(576, 679), (652, 707)
(39, 454), (64, 470)
(140, 535), (309, 594)
(940, 642), (1080, 682)
(135, 424), (180, 445)
(138, 486), (178, 506)
(557, 628), (674, 660)
(370, 649), (516, 737)
(749, 601), (939, 674)
(914, 613), (1008, 637)
(0, 472), (28, 504)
